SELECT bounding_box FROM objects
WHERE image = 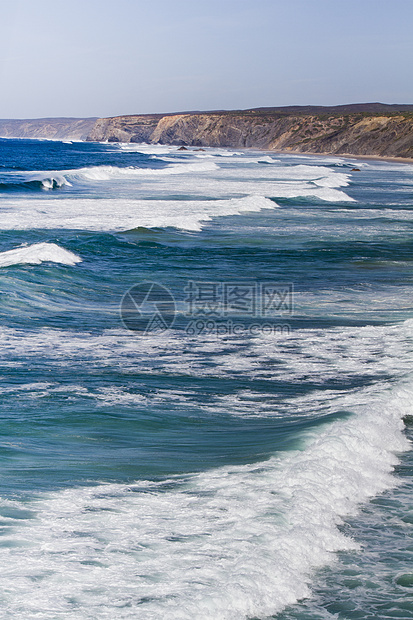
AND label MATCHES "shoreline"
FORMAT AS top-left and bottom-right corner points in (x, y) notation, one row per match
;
(264, 148), (413, 165)
(1, 133), (412, 164)
(267, 150), (413, 164)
